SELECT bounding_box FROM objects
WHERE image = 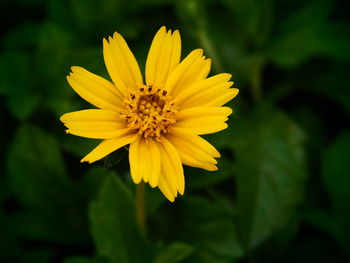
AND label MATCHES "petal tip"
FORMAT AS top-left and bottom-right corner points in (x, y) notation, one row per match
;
(81, 157), (94, 164)
(149, 178), (159, 188)
(149, 183), (157, 188)
(226, 107), (233, 115)
(133, 178), (142, 185)
(178, 188), (185, 196)
(60, 114), (67, 123)
(224, 73), (232, 80)
(103, 37), (109, 46)
(205, 165), (218, 171)
(195, 48), (204, 56)
(173, 29), (180, 36)
(70, 66), (81, 73)
(212, 147), (221, 158)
